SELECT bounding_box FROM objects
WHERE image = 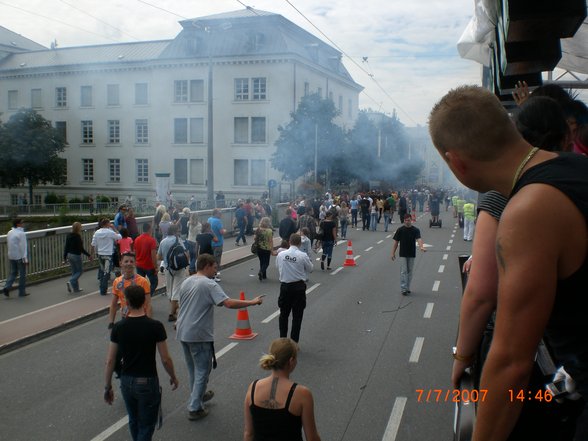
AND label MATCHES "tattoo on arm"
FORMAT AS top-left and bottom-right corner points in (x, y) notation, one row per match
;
(261, 377), (280, 409)
(496, 238), (505, 270)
